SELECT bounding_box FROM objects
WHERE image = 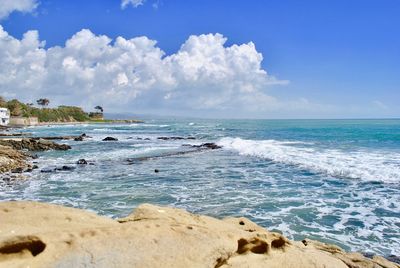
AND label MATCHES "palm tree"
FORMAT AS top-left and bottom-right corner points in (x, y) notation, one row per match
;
(36, 98), (50, 108)
(94, 105), (104, 113)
